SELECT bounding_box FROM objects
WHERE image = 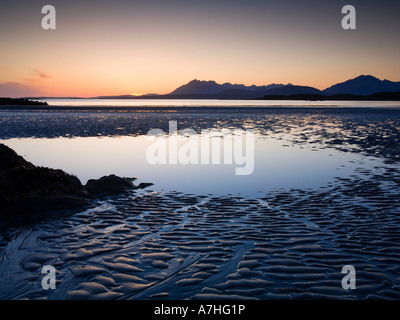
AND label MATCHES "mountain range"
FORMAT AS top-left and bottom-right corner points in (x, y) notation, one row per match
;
(323, 75), (400, 95)
(95, 75), (400, 100)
